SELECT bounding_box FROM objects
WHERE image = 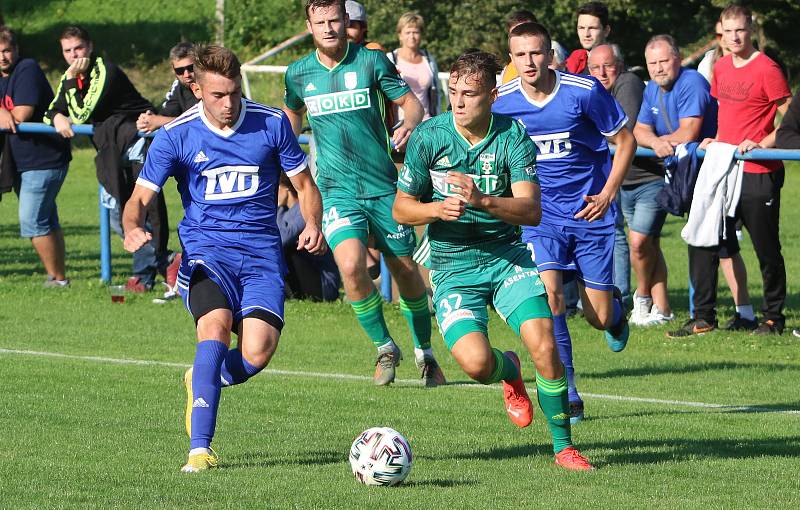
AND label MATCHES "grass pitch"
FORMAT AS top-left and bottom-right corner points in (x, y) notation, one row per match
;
(1, 149), (799, 508)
